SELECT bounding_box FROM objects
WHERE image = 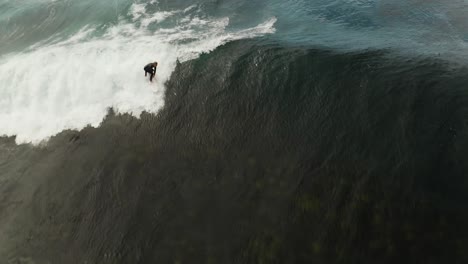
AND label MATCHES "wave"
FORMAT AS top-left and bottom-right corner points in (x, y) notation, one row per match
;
(2, 41), (468, 263)
(0, 3), (276, 144)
